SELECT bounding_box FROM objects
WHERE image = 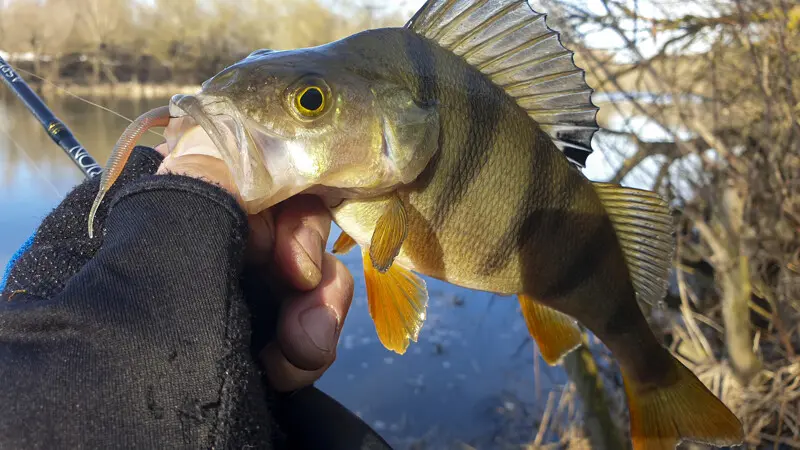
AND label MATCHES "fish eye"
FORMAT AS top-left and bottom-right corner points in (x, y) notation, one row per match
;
(294, 86), (326, 117)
